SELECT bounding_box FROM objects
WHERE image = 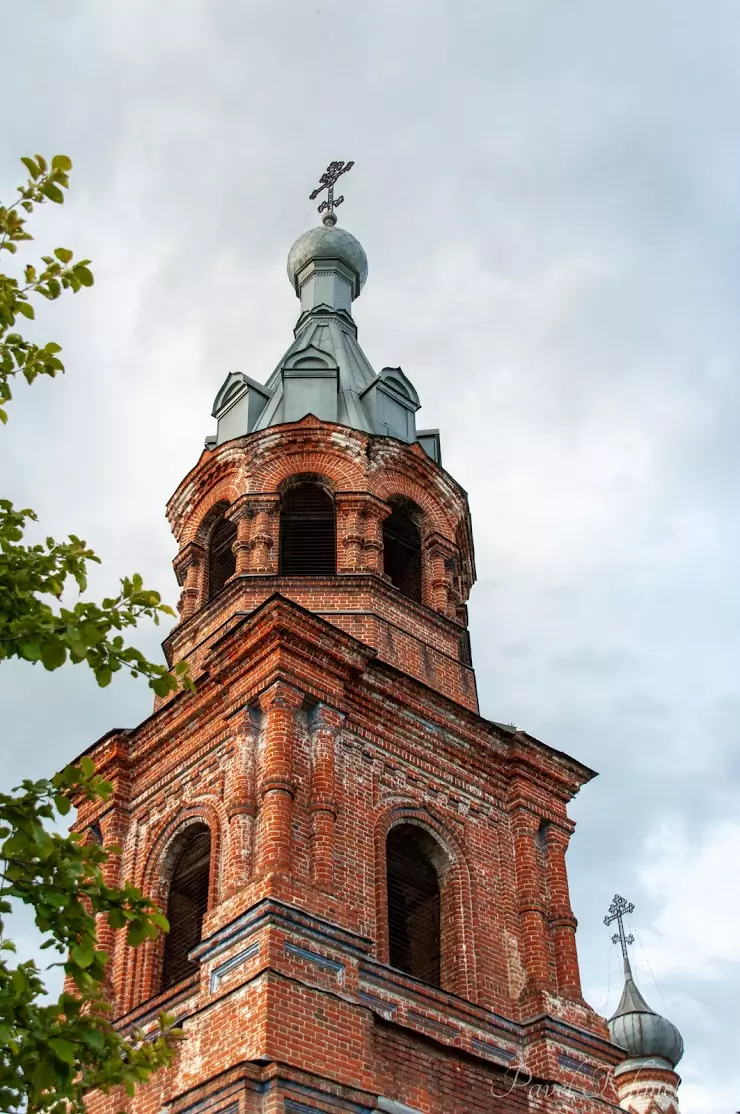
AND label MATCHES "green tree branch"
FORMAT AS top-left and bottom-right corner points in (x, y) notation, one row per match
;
(0, 154), (192, 1112)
